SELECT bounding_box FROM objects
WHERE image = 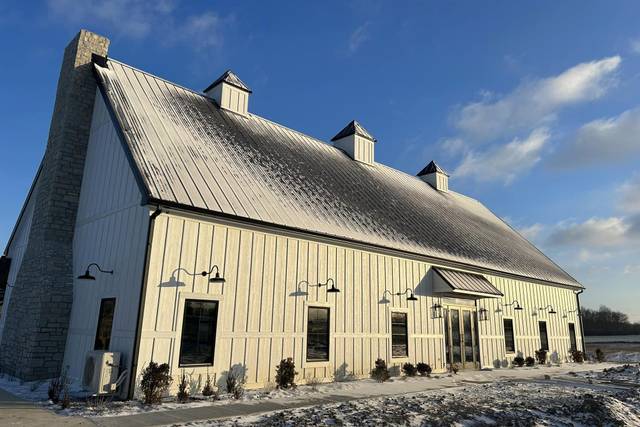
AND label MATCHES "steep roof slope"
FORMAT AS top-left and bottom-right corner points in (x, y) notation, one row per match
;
(94, 59), (581, 288)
